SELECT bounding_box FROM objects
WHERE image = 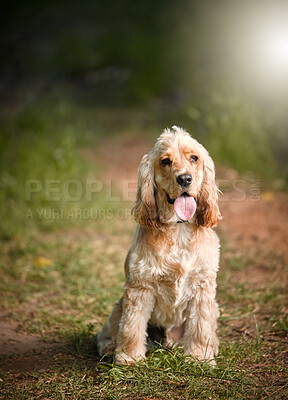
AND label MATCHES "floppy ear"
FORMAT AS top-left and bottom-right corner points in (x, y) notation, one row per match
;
(132, 153), (159, 229)
(196, 154), (222, 228)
